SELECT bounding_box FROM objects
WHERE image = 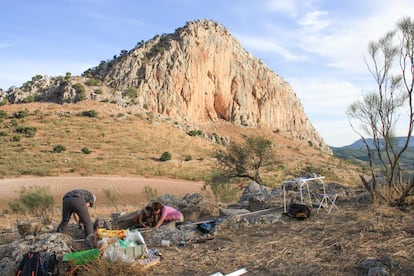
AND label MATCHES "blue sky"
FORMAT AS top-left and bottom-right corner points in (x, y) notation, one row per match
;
(1, 0), (413, 147)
